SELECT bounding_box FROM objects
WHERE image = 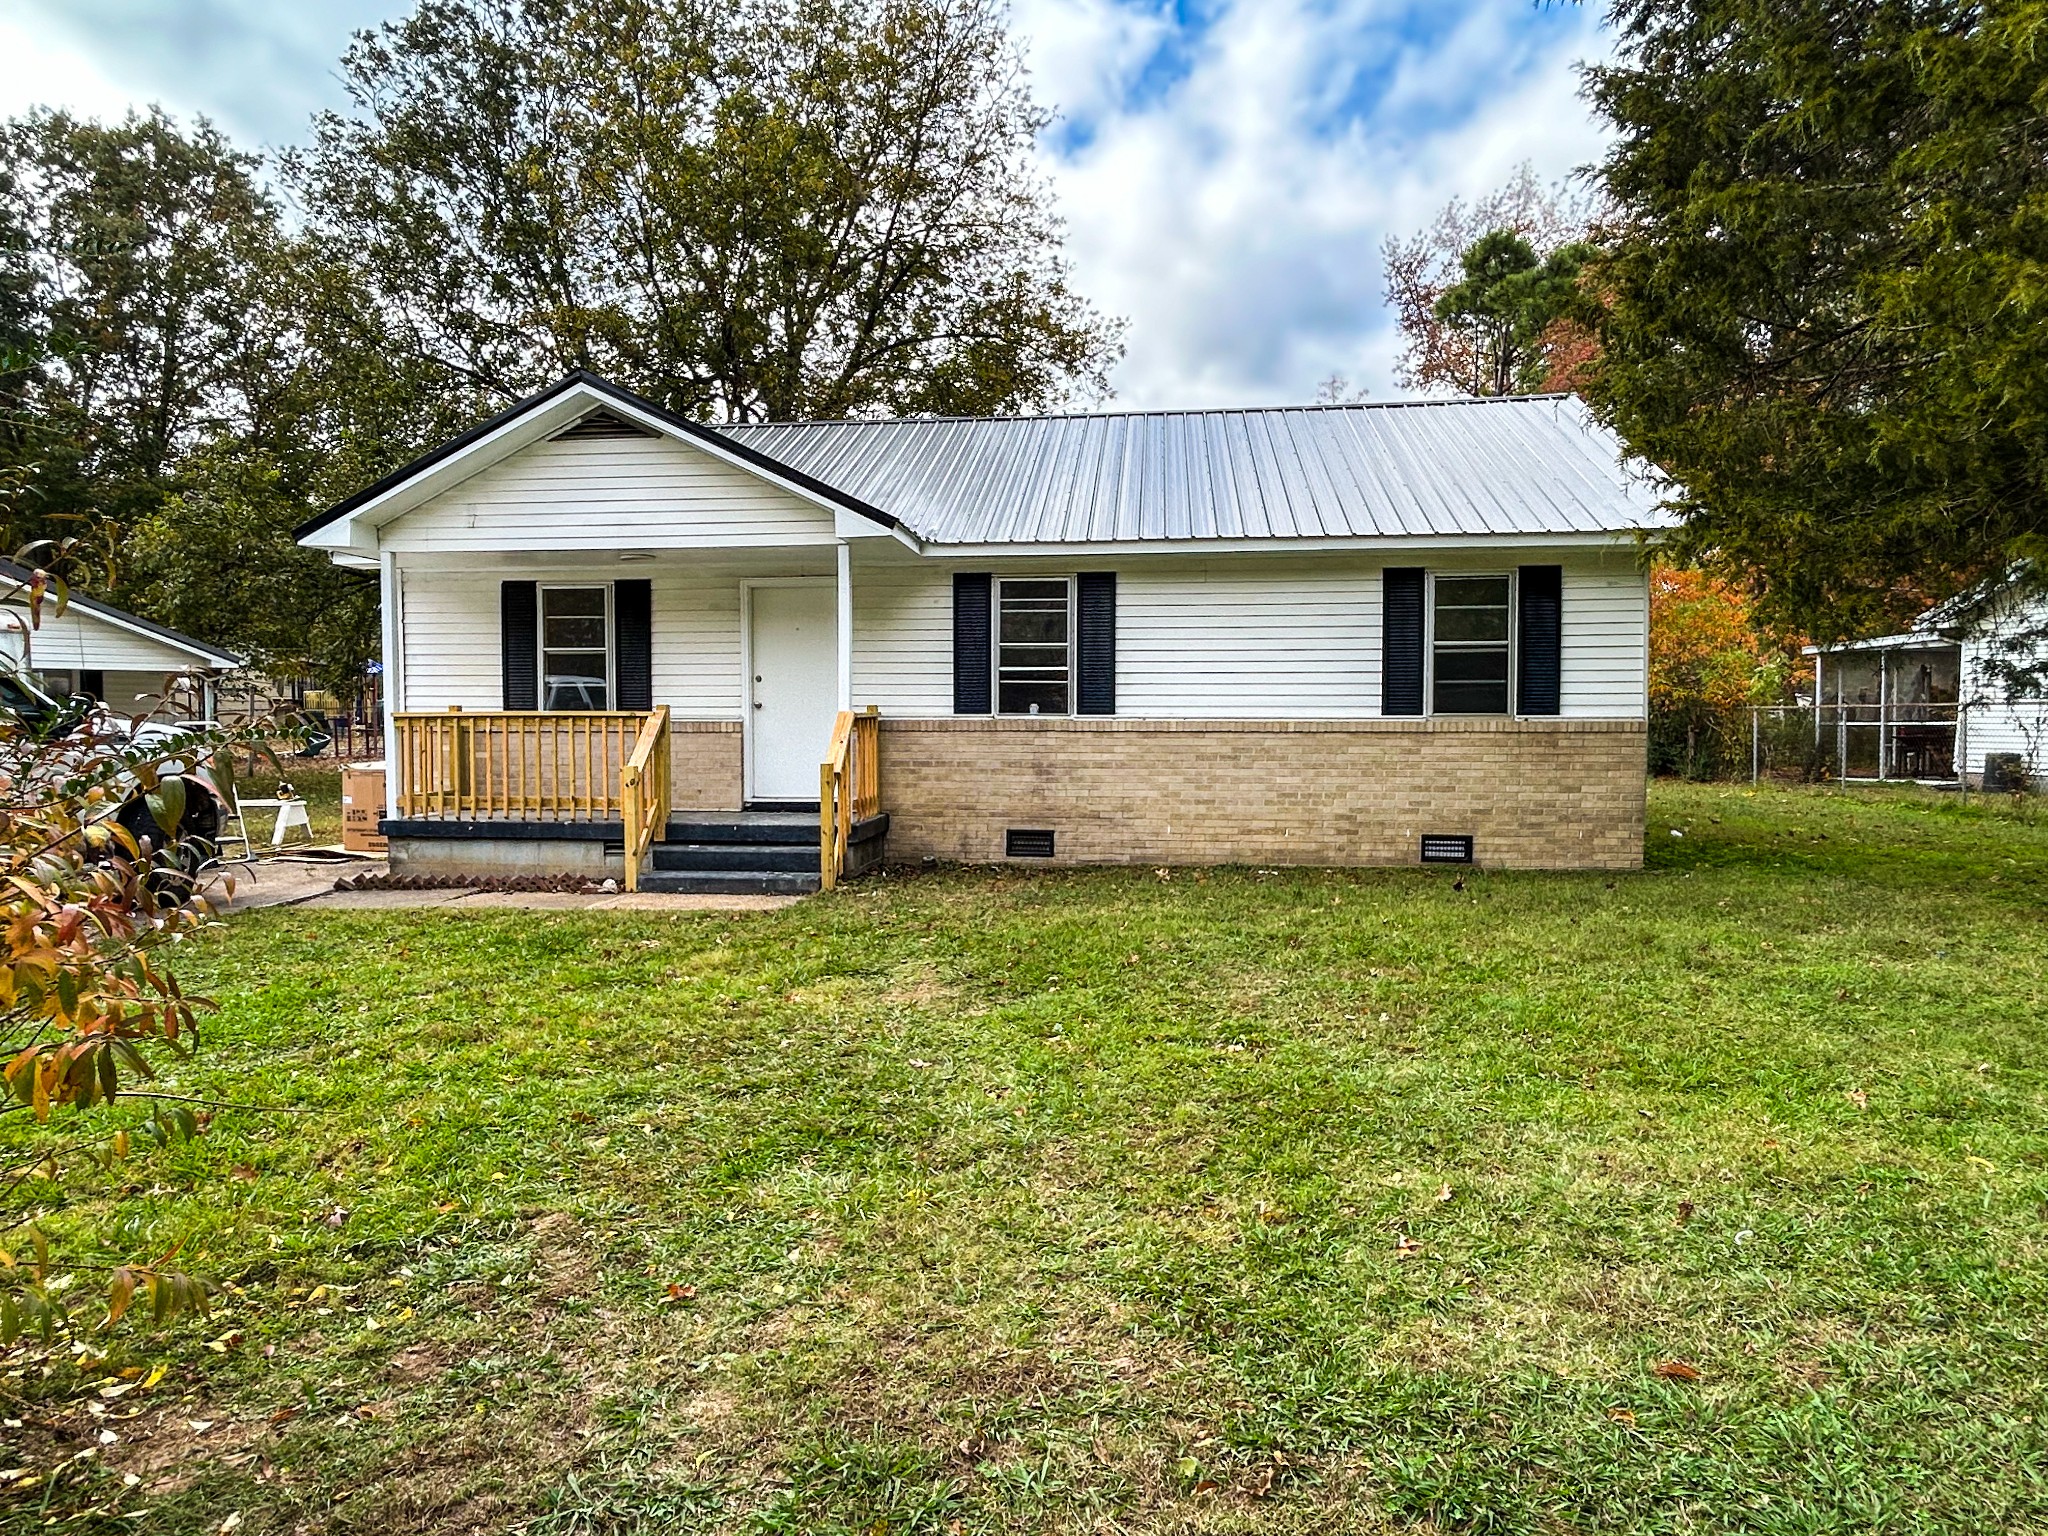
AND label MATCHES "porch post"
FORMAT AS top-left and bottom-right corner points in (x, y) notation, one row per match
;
(380, 548), (401, 817)
(835, 540), (853, 712)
